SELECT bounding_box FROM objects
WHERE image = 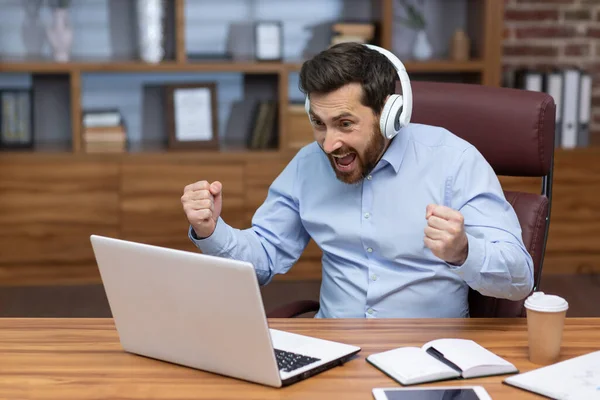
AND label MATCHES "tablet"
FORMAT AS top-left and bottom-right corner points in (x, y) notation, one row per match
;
(372, 386), (492, 400)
